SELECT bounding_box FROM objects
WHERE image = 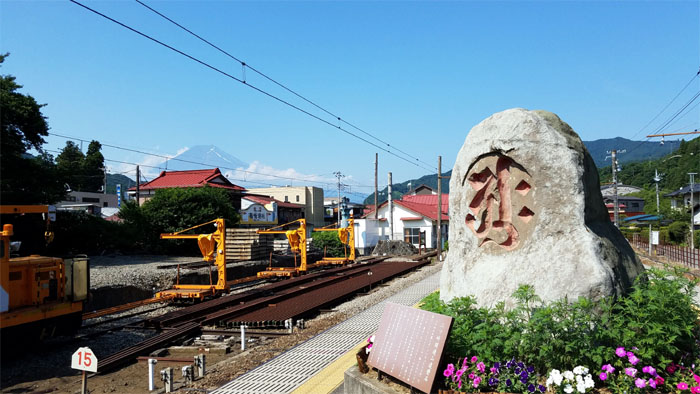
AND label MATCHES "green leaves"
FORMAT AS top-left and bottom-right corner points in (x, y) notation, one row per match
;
(421, 268), (700, 378)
